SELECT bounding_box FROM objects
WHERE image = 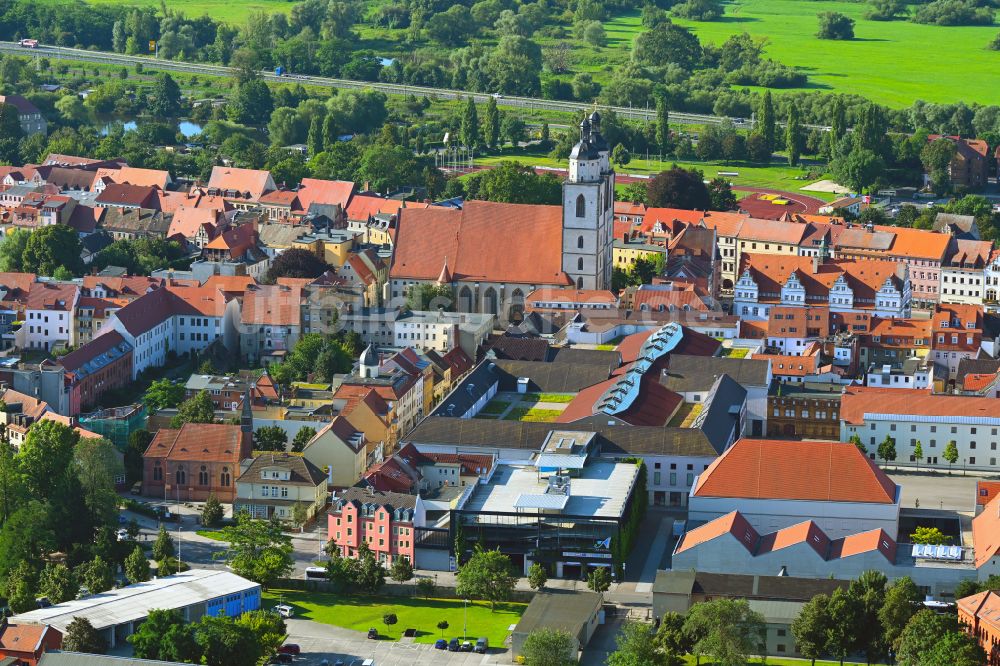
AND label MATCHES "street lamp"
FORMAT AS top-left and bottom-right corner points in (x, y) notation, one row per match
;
(463, 598), (469, 641)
